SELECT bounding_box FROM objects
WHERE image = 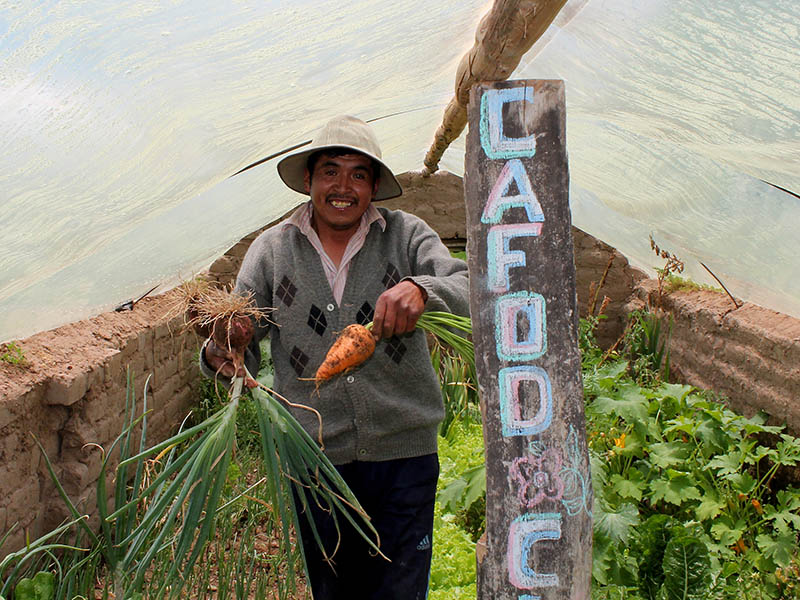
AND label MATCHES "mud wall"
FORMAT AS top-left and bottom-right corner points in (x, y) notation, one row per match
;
(0, 290), (203, 553)
(629, 280), (800, 433)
